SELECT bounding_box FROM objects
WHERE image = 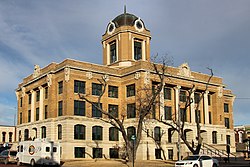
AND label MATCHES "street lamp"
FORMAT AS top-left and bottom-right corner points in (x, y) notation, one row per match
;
(131, 135), (136, 167)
